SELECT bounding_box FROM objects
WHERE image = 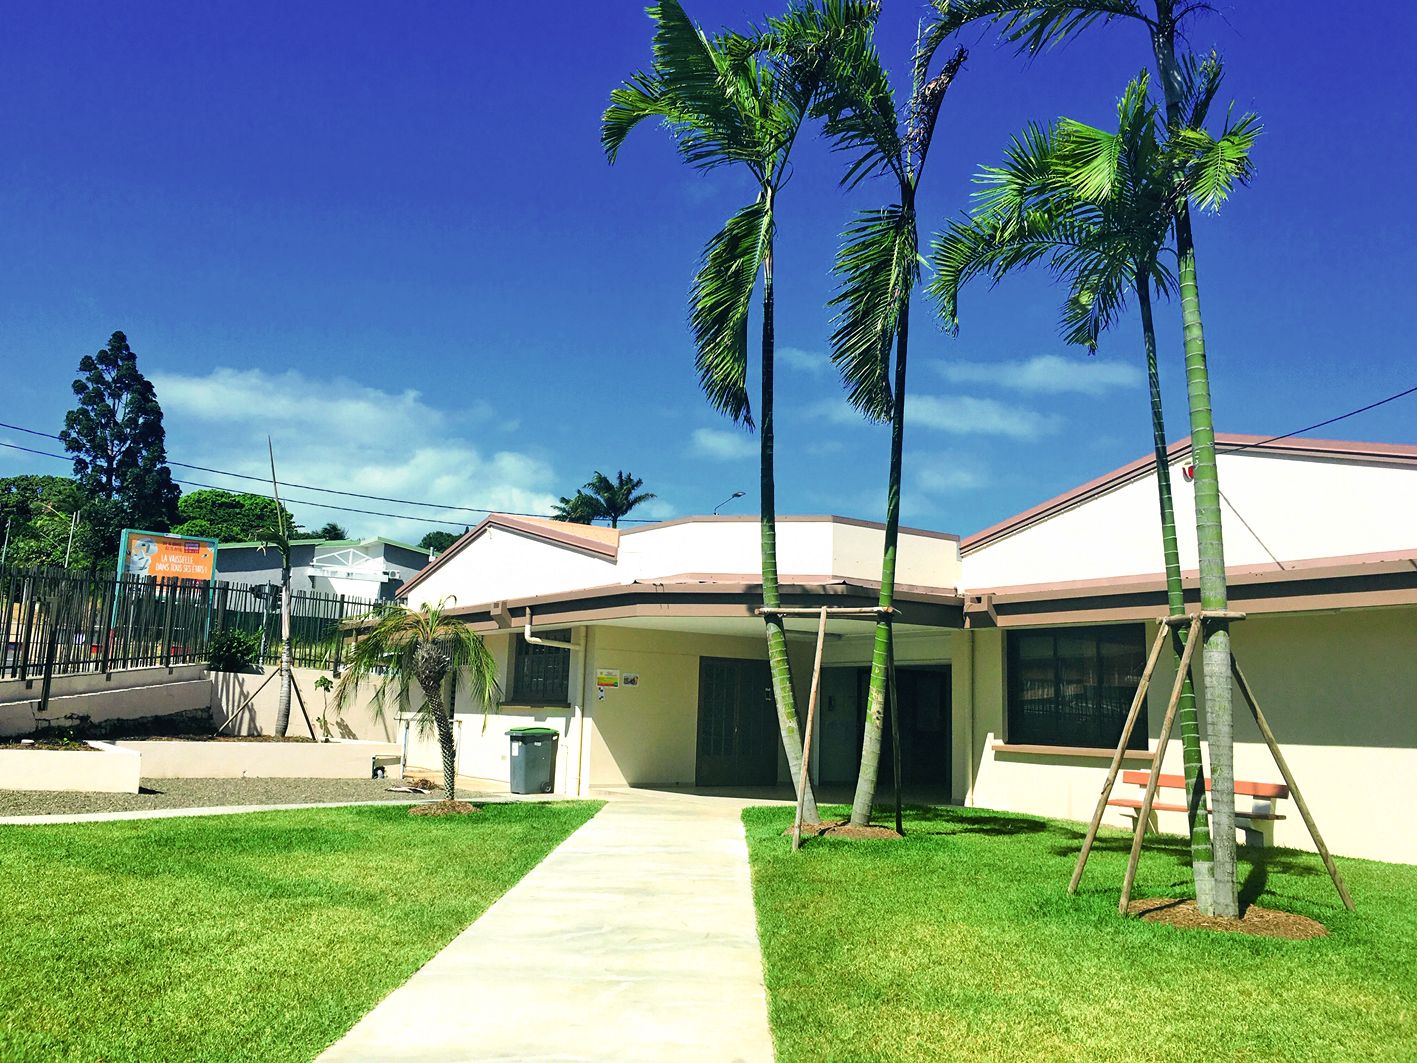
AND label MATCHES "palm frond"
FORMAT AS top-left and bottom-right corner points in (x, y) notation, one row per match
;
(916, 0), (1146, 85)
(829, 204), (918, 420)
(1175, 112), (1261, 212)
(691, 199), (773, 425)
